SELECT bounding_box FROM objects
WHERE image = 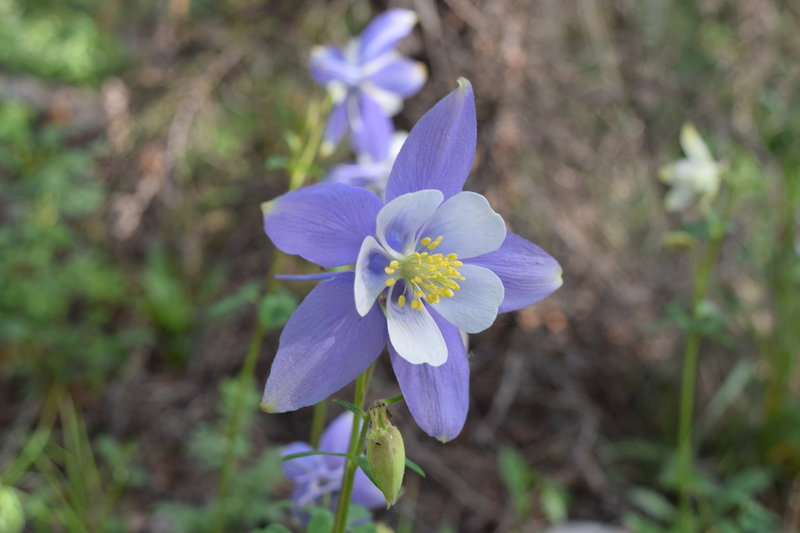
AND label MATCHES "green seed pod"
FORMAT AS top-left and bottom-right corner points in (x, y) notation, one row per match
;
(0, 483), (24, 533)
(366, 404), (405, 508)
